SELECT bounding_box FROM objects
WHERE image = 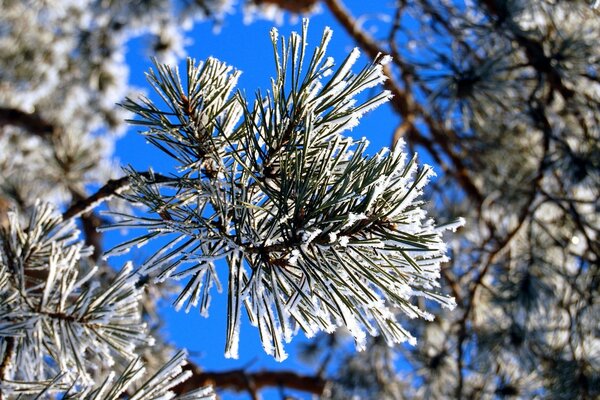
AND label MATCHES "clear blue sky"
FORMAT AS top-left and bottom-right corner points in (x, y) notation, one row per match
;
(110, 3), (407, 398)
